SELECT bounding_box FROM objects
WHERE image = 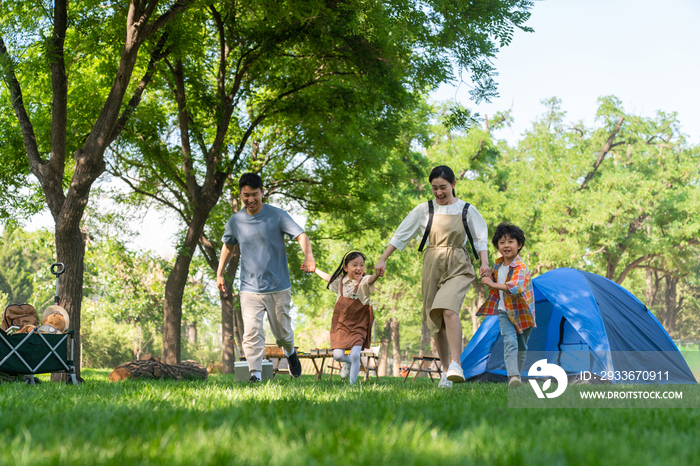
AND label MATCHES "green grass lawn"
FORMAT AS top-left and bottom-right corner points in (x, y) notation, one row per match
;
(681, 350), (700, 380)
(0, 370), (698, 465)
